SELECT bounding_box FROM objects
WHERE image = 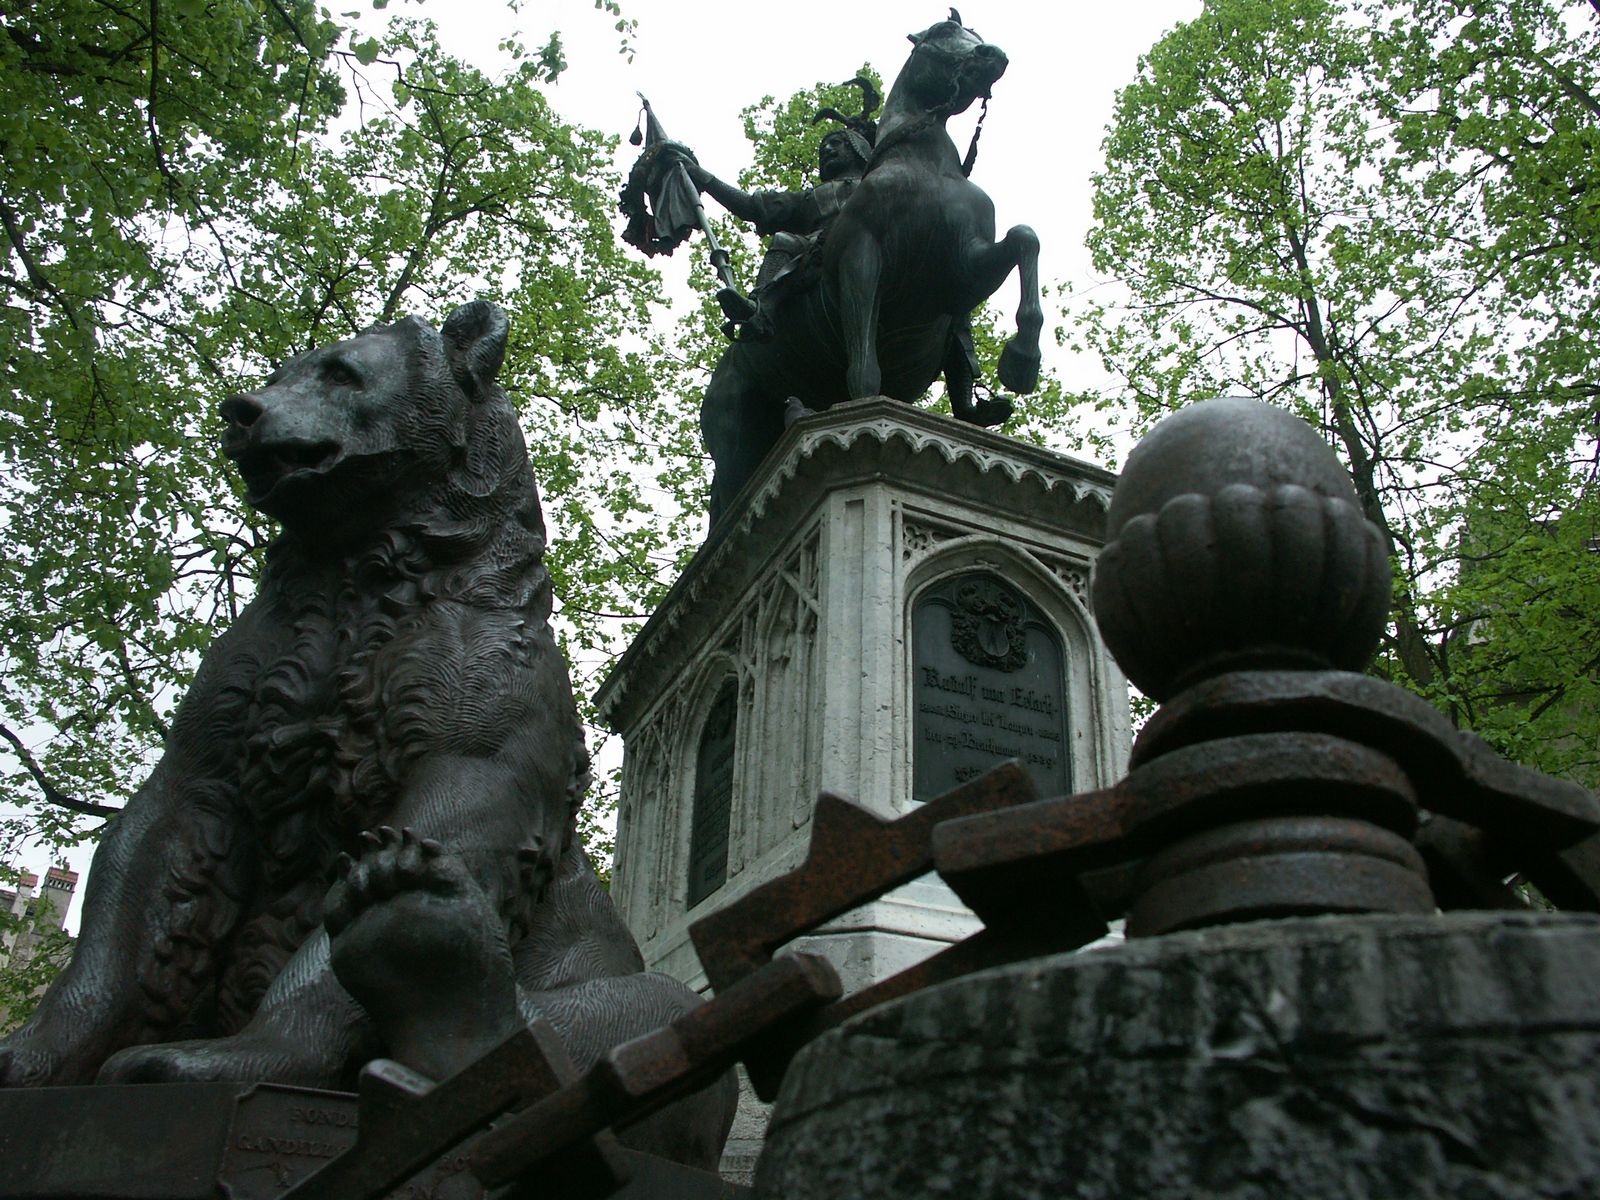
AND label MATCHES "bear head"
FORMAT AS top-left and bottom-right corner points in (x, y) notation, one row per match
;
(220, 301), (513, 543)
